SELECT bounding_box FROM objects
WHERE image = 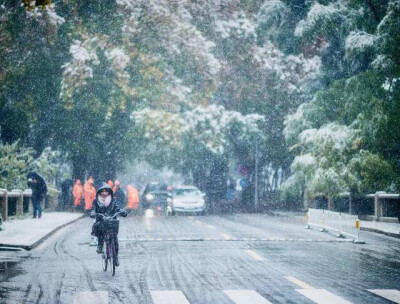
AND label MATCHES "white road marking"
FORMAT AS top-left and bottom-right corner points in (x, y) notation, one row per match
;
(368, 289), (400, 303)
(285, 276), (315, 289)
(296, 289), (353, 304)
(151, 290), (190, 304)
(73, 291), (108, 304)
(224, 290), (272, 304)
(245, 250), (264, 261)
(206, 224), (216, 229)
(195, 220), (203, 224)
